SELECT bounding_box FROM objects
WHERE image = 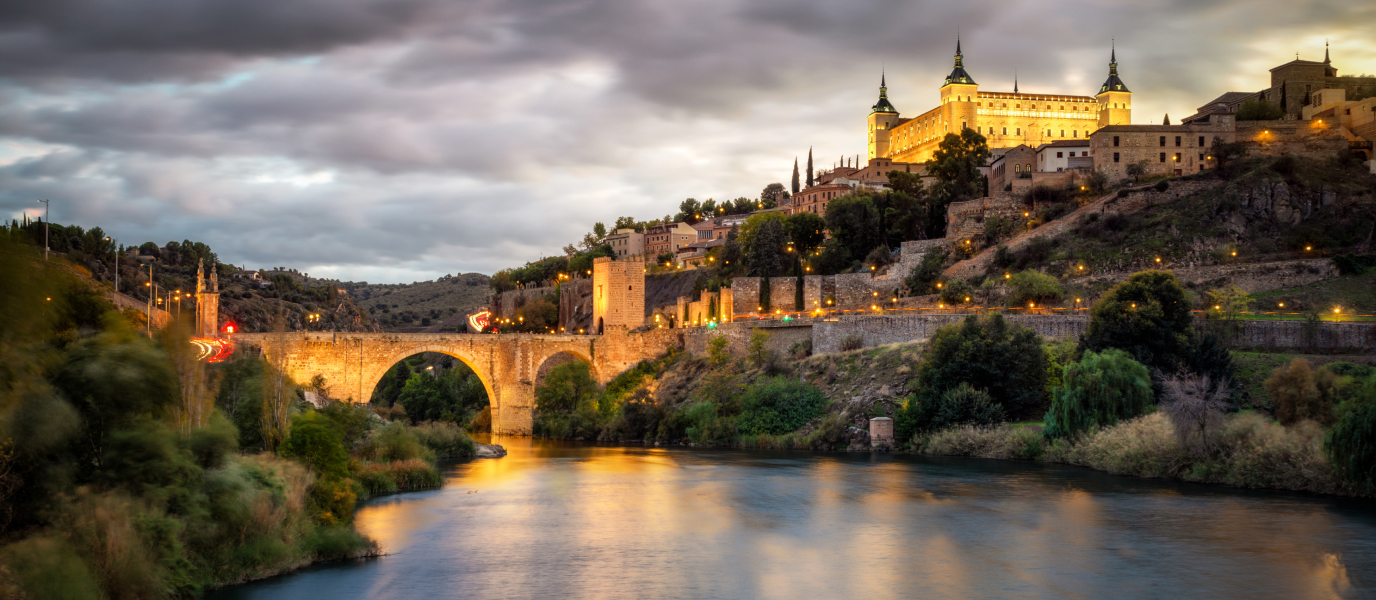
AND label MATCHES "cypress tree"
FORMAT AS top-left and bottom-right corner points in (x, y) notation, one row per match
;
(791, 158), (800, 195)
(806, 147), (814, 187)
(759, 275), (771, 314)
(794, 259), (804, 311)
(708, 296), (718, 322)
